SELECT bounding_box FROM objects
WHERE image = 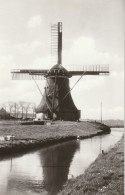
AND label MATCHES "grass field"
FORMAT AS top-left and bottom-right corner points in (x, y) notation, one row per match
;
(58, 135), (124, 195)
(0, 120), (110, 157)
